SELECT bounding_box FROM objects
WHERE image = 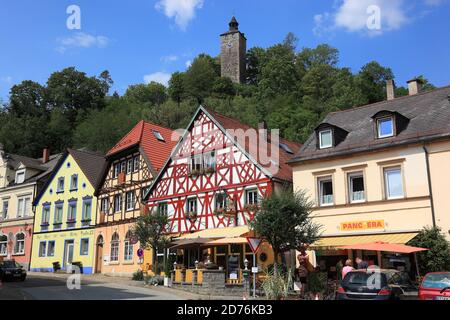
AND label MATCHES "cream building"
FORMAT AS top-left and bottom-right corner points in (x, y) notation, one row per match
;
(289, 80), (450, 273)
(0, 146), (60, 269)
